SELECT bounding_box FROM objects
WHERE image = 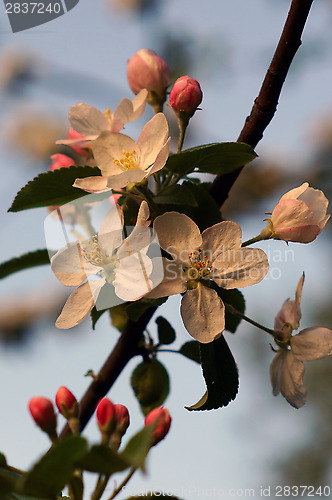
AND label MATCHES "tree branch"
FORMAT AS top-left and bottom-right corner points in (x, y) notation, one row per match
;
(60, 0), (314, 438)
(210, 0), (314, 207)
